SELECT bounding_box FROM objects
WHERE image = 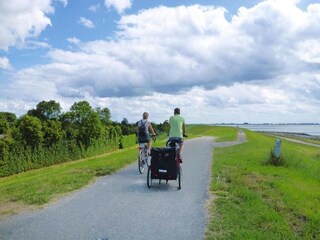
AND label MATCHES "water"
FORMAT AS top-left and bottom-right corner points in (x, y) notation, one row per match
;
(220, 124), (320, 136)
